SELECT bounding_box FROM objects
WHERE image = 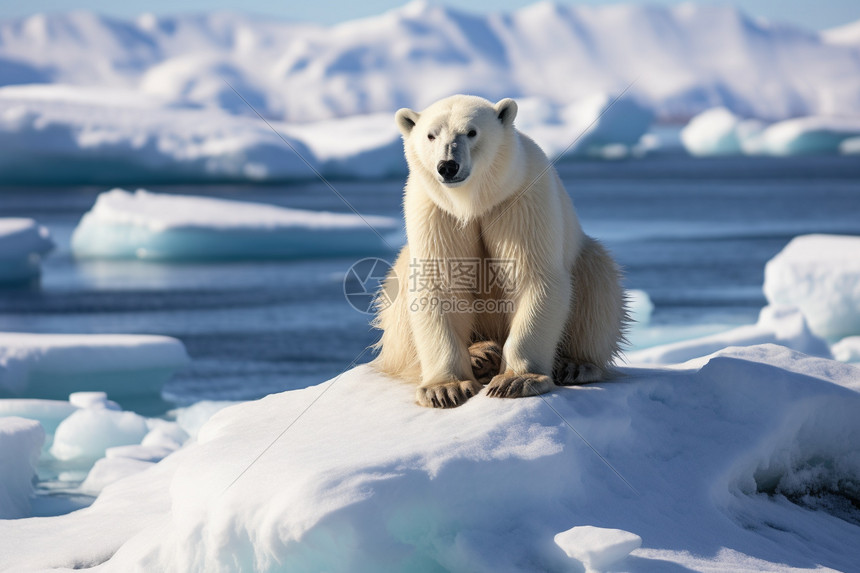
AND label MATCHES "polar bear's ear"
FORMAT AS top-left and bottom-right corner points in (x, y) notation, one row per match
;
(395, 108), (420, 136)
(494, 98), (517, 127)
